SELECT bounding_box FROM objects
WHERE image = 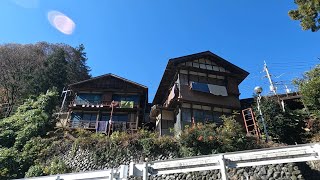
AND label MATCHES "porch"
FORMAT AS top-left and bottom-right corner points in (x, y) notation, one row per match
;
(68, 111), (139, 134)
(70, 120), (138, 134)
